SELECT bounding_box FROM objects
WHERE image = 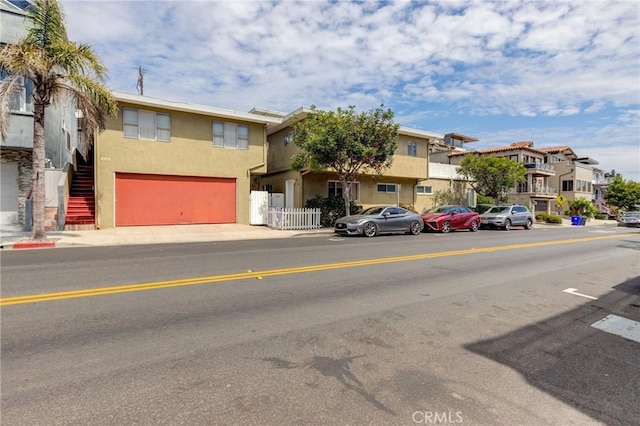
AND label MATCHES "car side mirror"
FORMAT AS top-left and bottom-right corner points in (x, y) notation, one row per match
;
(382, 212), (390, 217)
